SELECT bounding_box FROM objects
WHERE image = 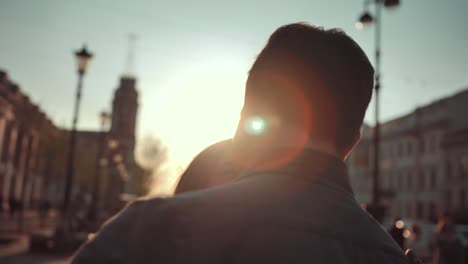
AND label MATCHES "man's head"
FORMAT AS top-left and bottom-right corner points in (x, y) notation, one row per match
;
(233, 23), (374, 168)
